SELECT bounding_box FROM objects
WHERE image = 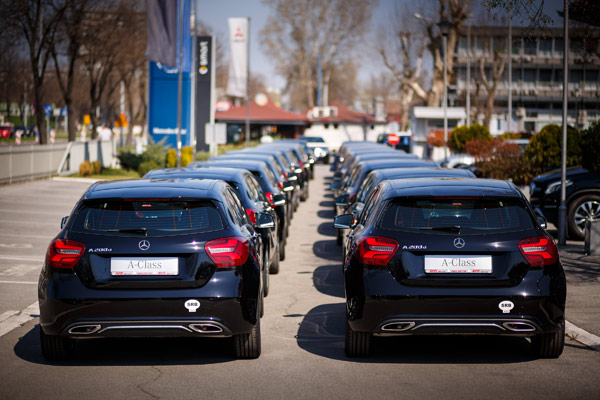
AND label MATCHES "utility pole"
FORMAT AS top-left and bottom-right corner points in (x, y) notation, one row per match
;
(245, 17), (251, 147)
(507, 13), (512, 132)
(558, 0), (569, 245)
